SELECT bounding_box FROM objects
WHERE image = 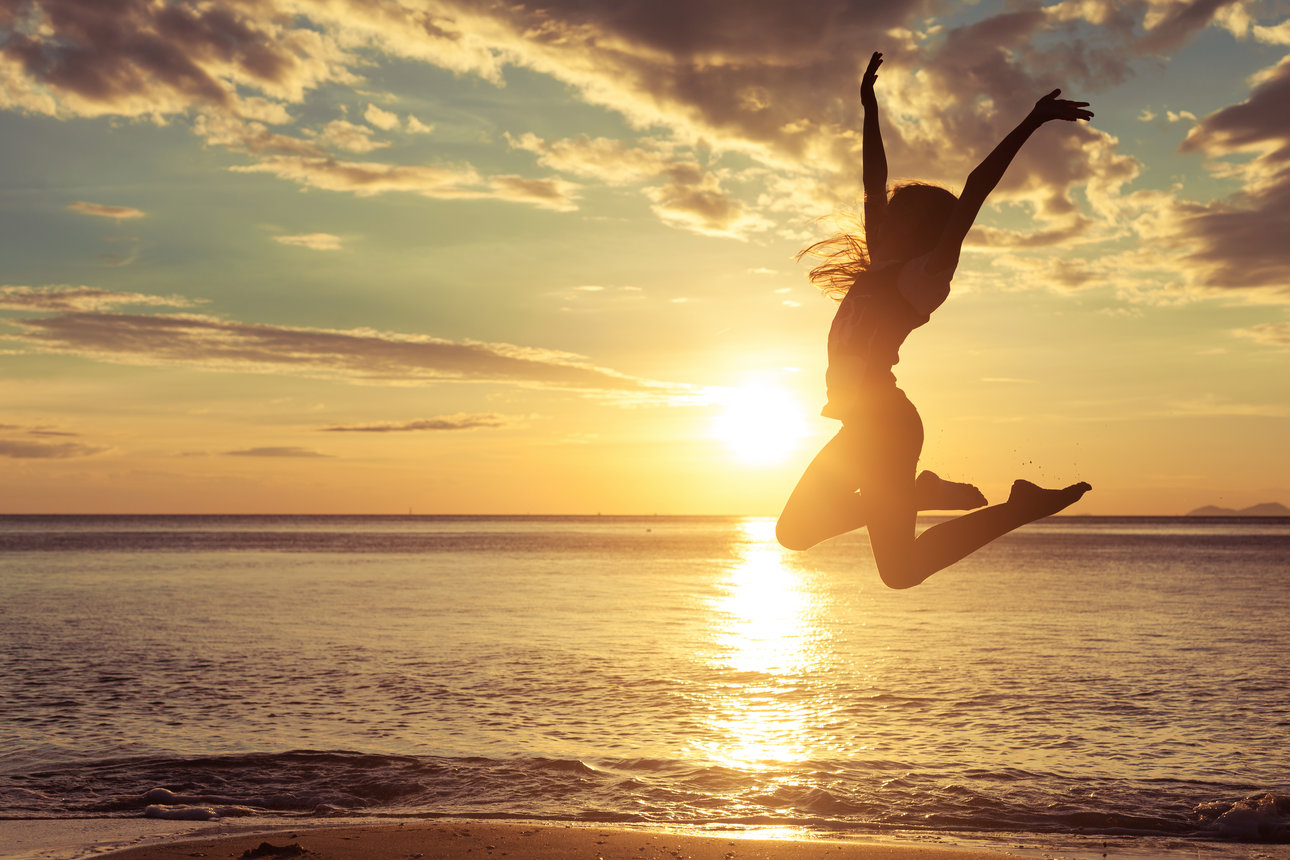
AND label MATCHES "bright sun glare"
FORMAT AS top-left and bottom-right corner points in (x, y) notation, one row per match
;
(710, 381), (810, 466)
